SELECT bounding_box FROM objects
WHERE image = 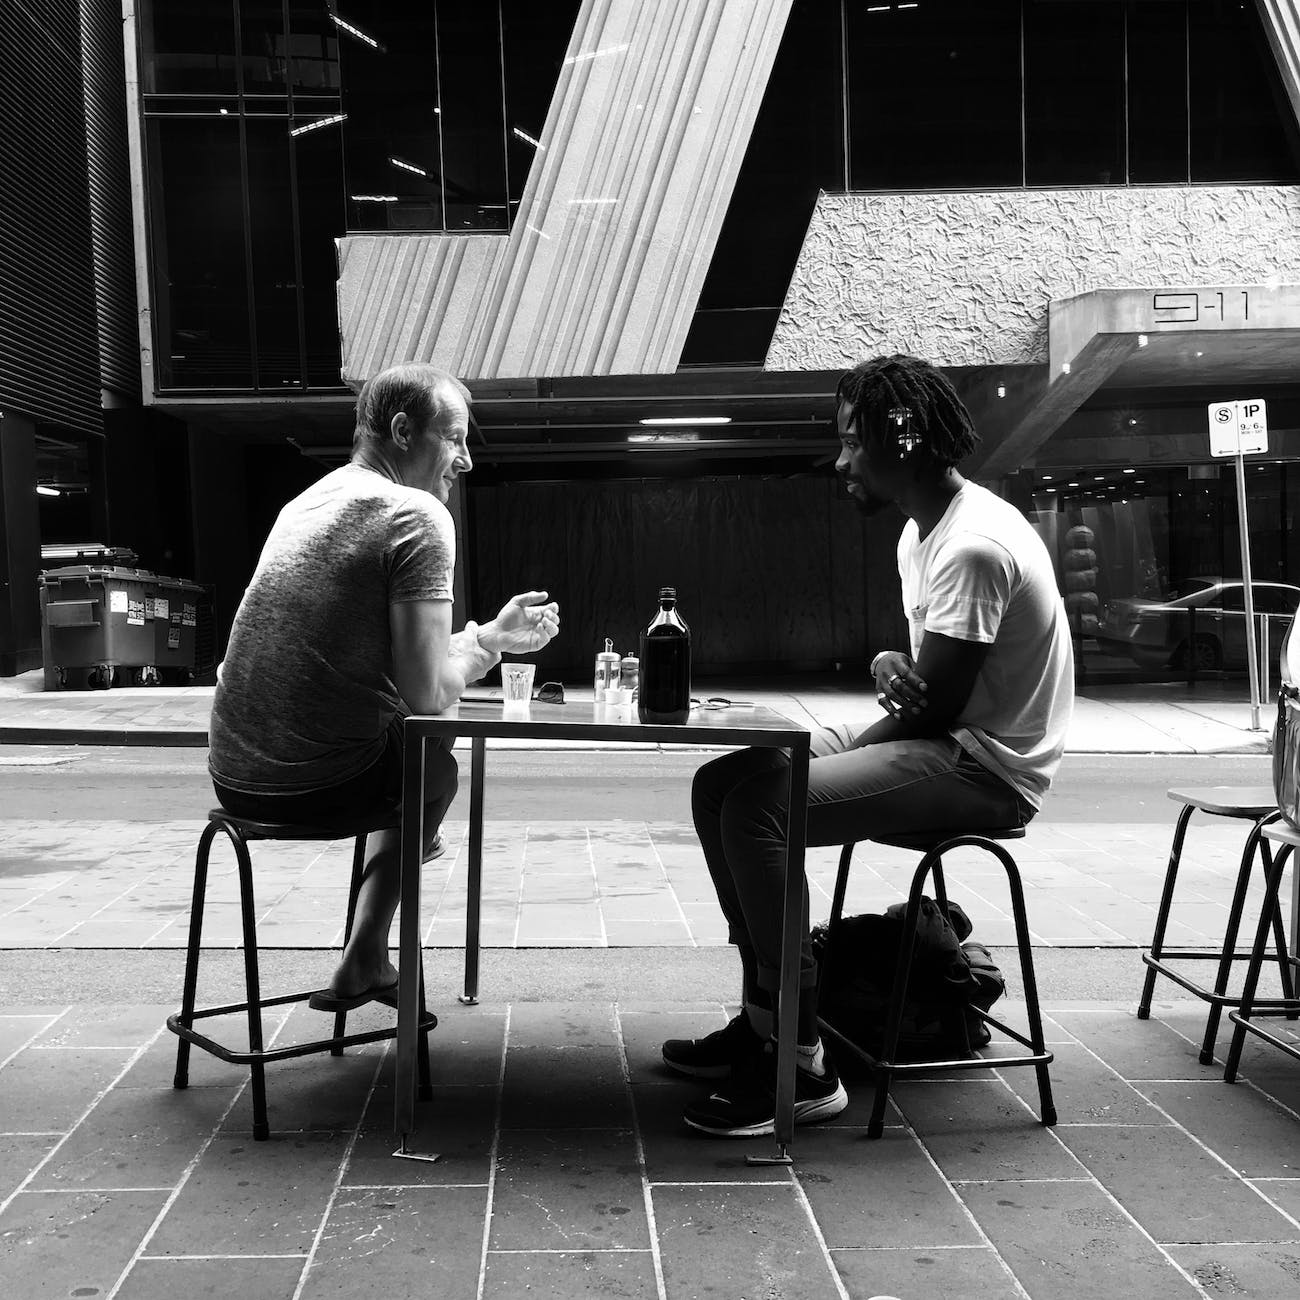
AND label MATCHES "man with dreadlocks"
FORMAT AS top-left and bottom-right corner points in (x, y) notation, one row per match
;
(664, 353), (1073, 1138)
